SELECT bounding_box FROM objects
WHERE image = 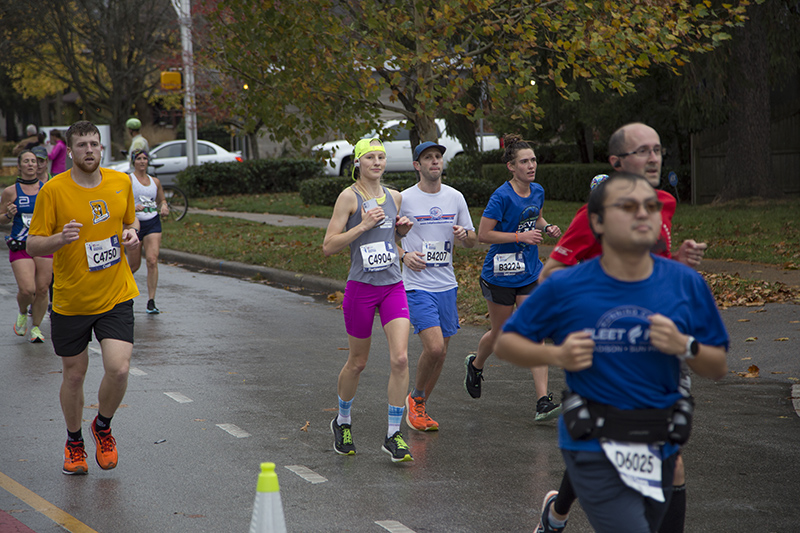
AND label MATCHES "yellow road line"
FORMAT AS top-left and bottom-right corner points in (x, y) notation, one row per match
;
(0, 471), (98, 533)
